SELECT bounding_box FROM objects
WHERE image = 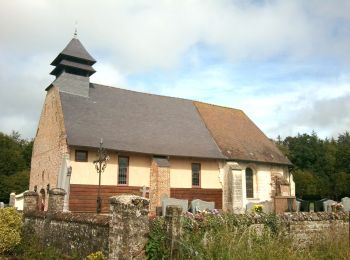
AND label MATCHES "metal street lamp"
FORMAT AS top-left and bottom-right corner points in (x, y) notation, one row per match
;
(93, 139), (109, 214)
